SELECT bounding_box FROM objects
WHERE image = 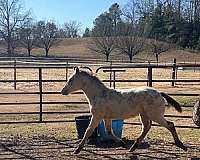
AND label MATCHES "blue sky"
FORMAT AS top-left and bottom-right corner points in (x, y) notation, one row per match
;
(24, 0), (127, 31)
